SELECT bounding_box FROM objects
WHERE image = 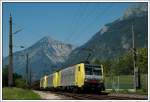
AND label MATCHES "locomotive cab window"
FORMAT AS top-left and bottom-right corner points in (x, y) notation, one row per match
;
(85, 65), (102, 75)
(93, 68), (101, 75)
(85, 67), (92, 75)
